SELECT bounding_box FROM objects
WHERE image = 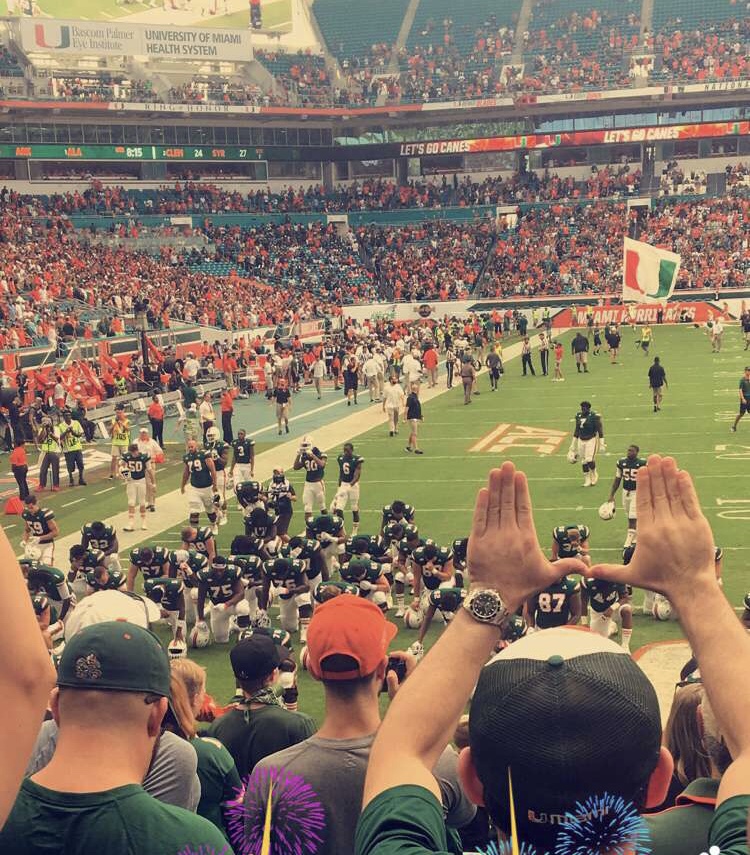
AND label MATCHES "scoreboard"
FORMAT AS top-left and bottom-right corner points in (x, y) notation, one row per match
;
(0, 144), (265, 161)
